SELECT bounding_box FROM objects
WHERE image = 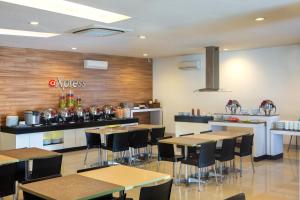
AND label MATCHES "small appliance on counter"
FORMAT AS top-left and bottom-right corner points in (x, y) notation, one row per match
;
(260, 100), (276, 116)
(24, 110), (41, 126)
(6, 115), (19, 127)
(102, 105), (115, 119)
(41, 108), (58, 125)
(225, 100), (241, 114)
